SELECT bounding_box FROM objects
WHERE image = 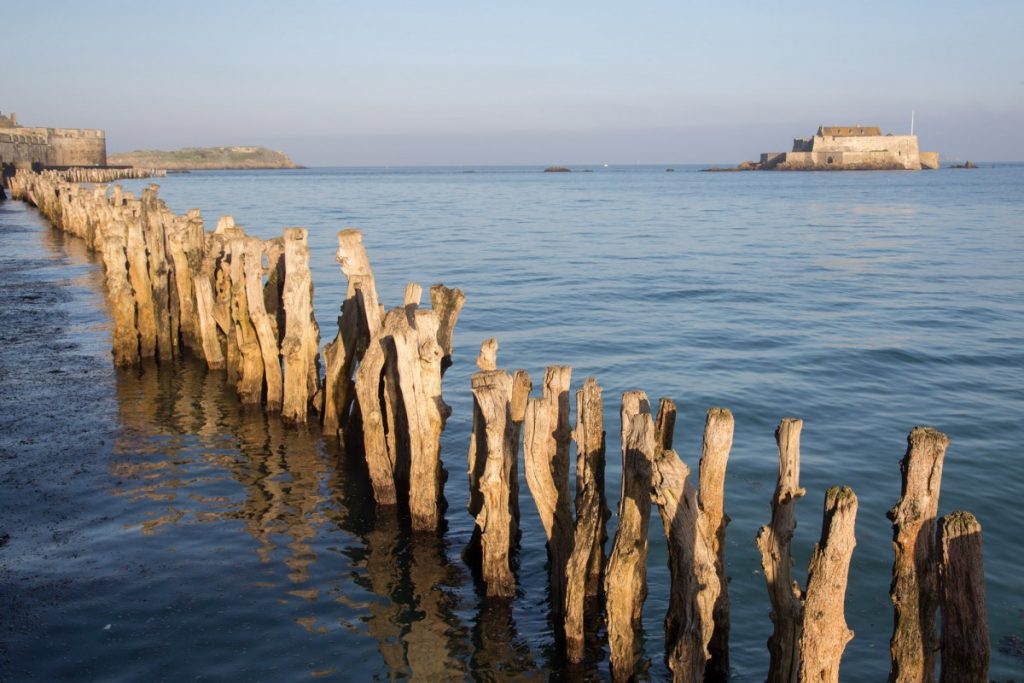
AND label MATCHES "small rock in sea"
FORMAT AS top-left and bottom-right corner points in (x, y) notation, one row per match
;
(665, 168), (675, 172)
(543, 166), (571, 173)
